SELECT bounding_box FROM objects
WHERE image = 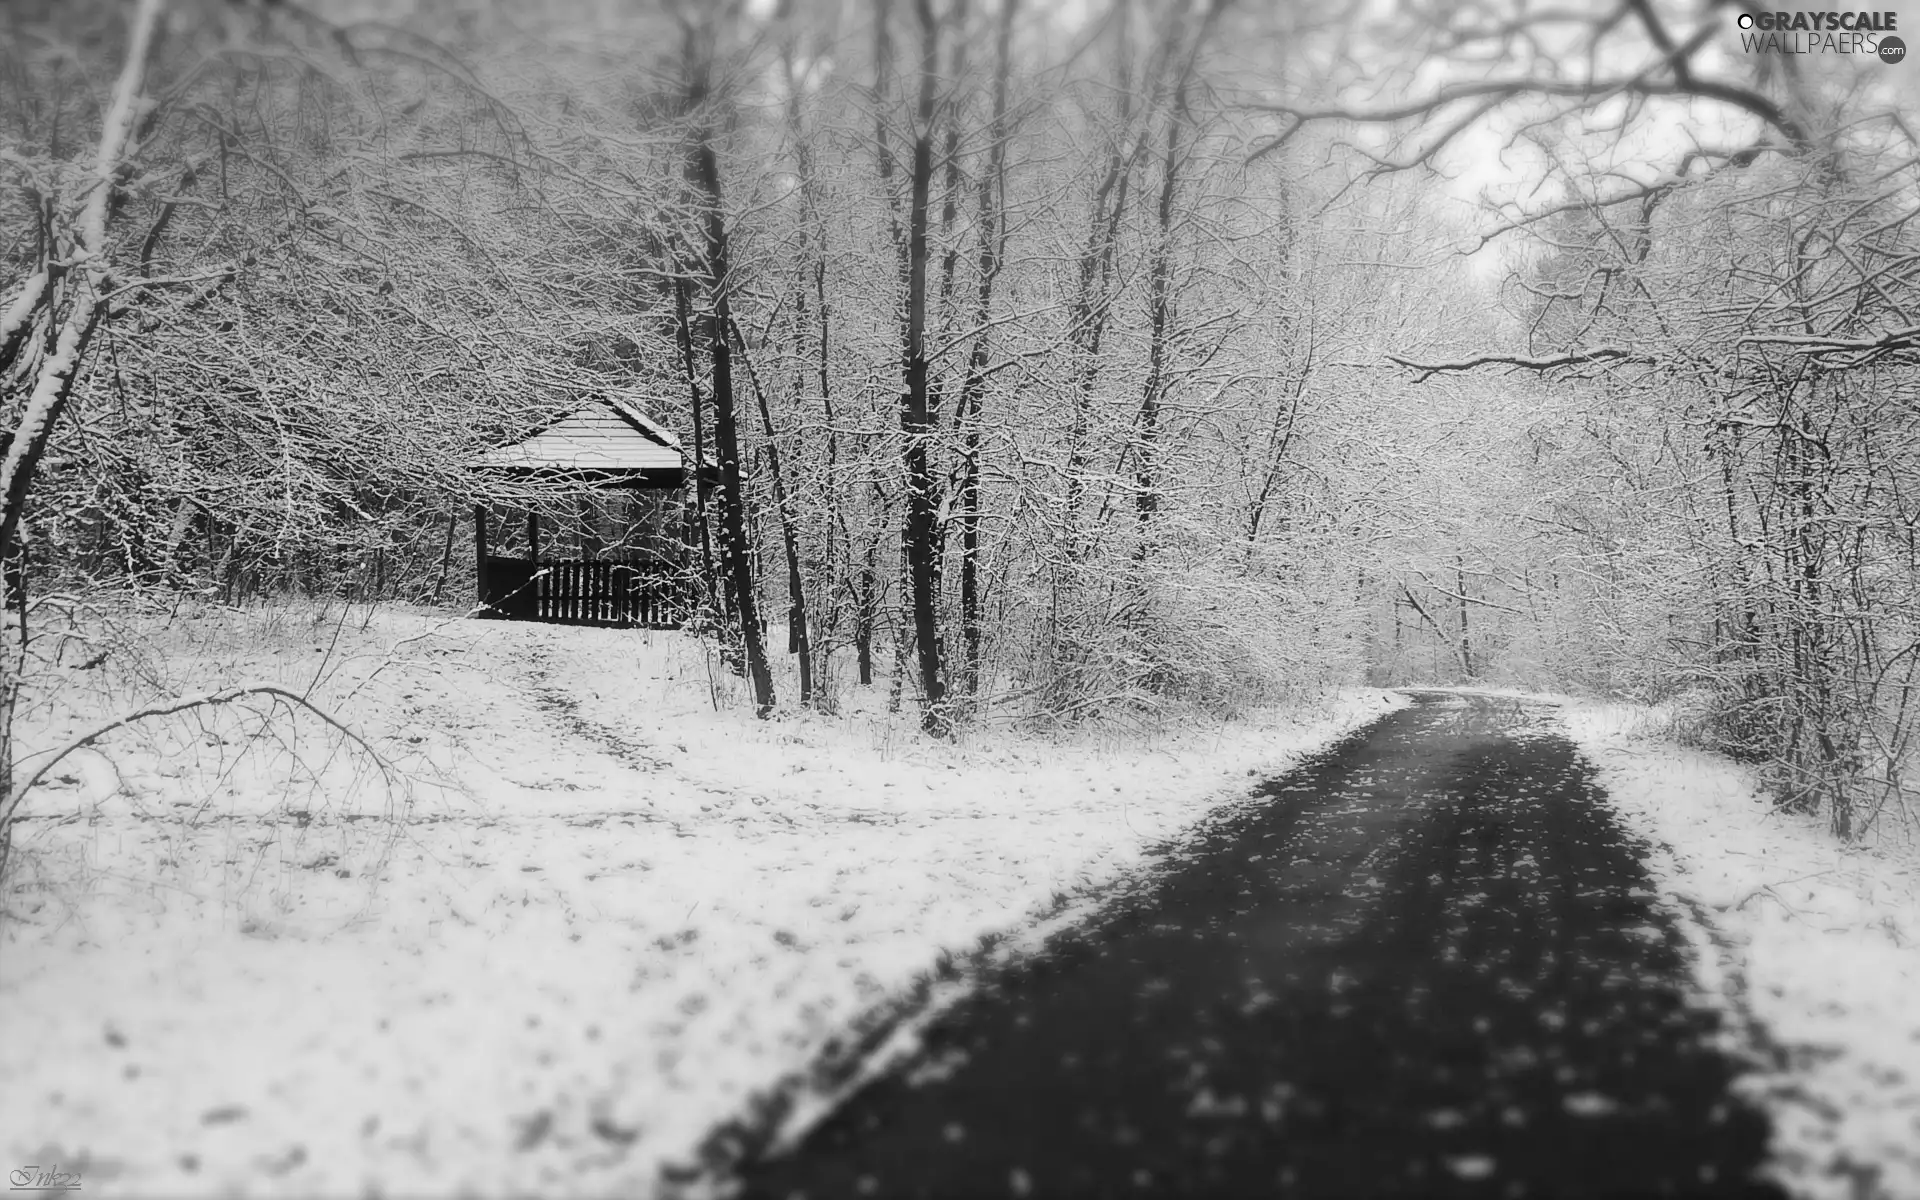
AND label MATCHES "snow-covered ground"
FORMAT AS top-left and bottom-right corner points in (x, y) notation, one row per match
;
(1564, 702), (1920, 1200)
(0, 600), (1400, 1198)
